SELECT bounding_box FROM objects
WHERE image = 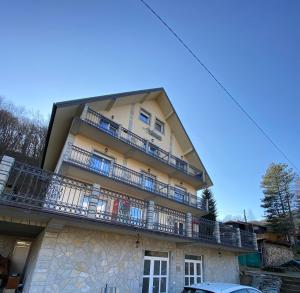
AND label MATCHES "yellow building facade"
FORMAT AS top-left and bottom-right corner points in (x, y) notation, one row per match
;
(0, 88), (257, 293)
